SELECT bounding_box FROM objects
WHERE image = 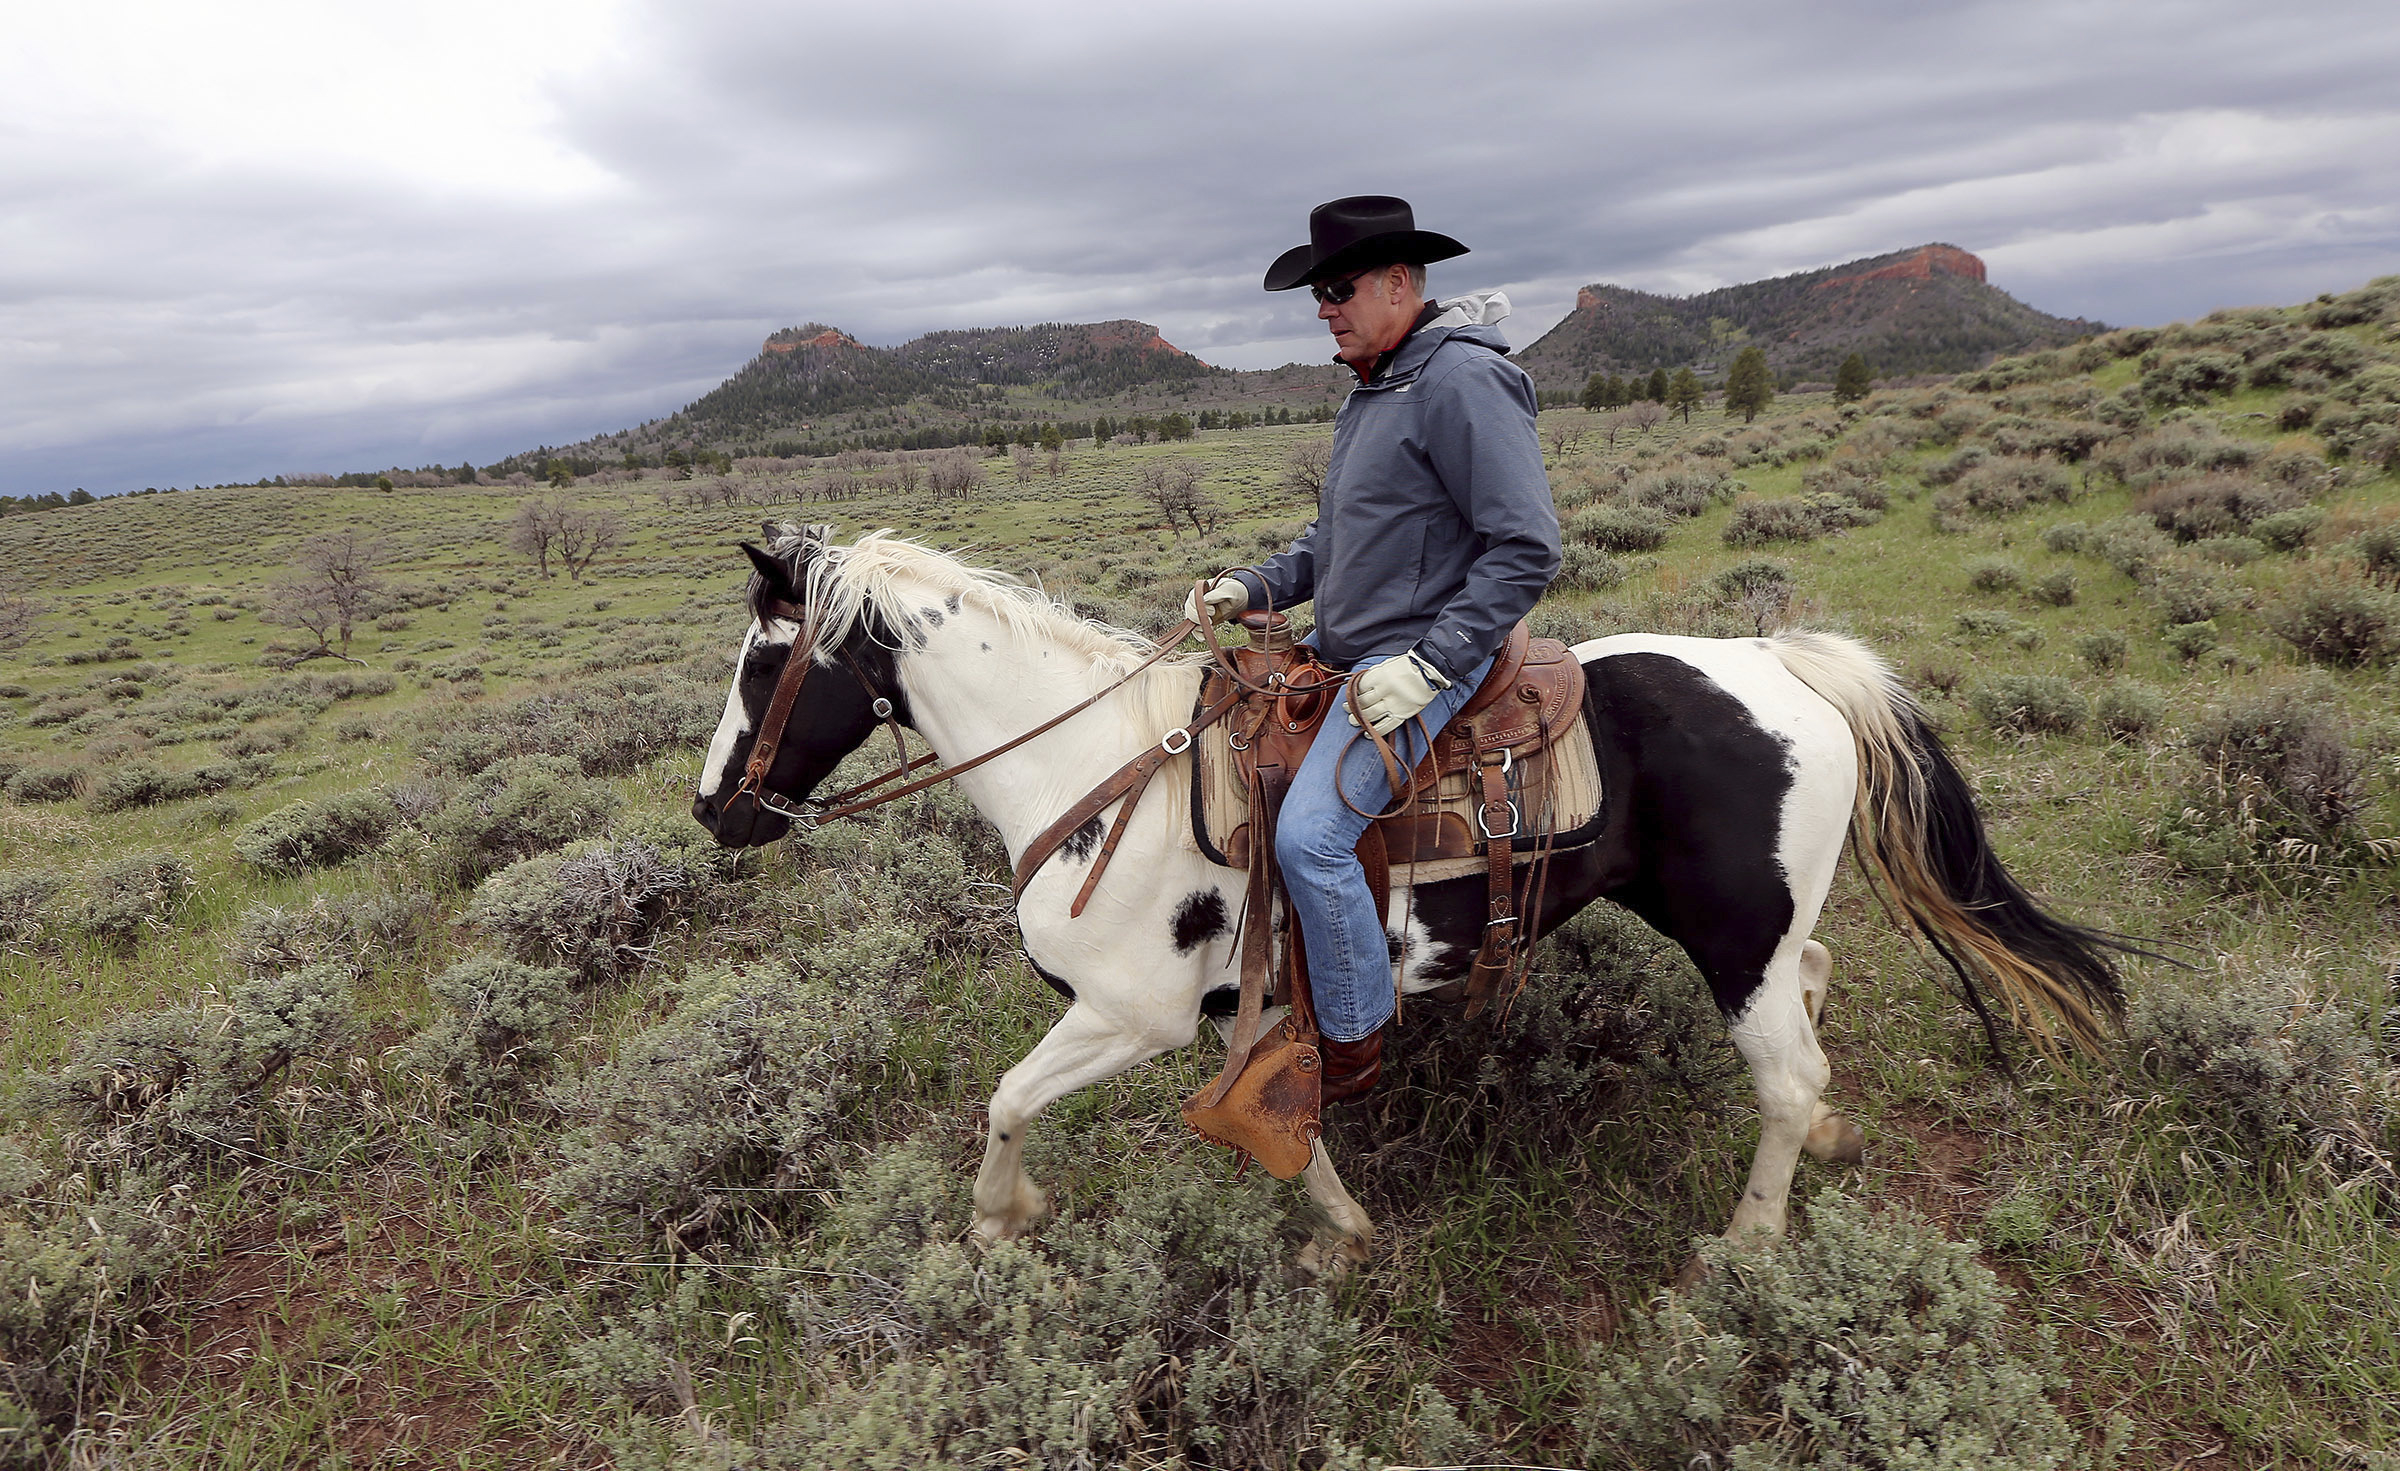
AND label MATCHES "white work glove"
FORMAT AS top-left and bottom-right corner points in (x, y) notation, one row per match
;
(1183, 576), (1249, 625)
(1347, 650), (1452, 736)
